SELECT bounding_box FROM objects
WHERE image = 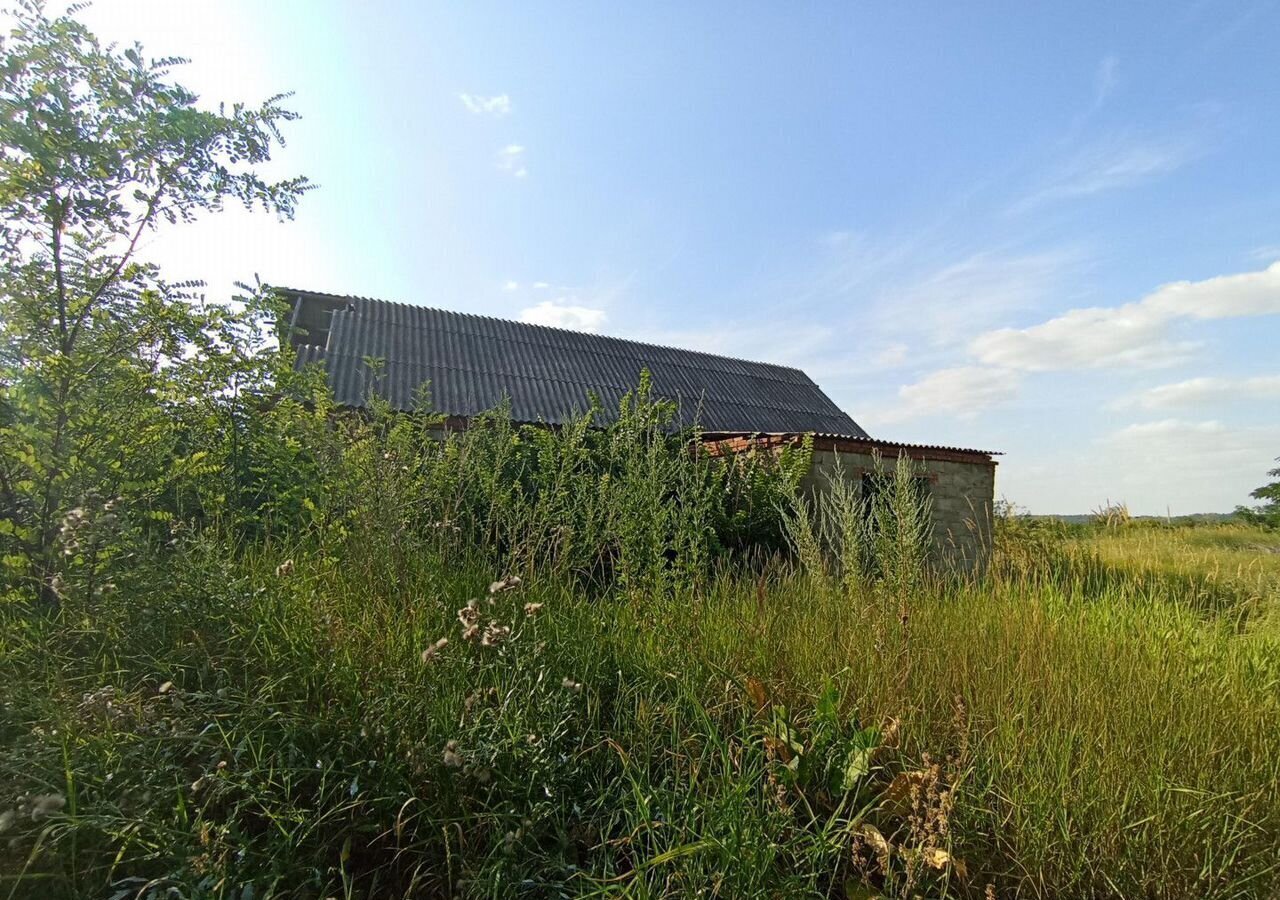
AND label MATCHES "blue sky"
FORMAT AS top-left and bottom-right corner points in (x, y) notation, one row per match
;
(71, 1), (1280, 514)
